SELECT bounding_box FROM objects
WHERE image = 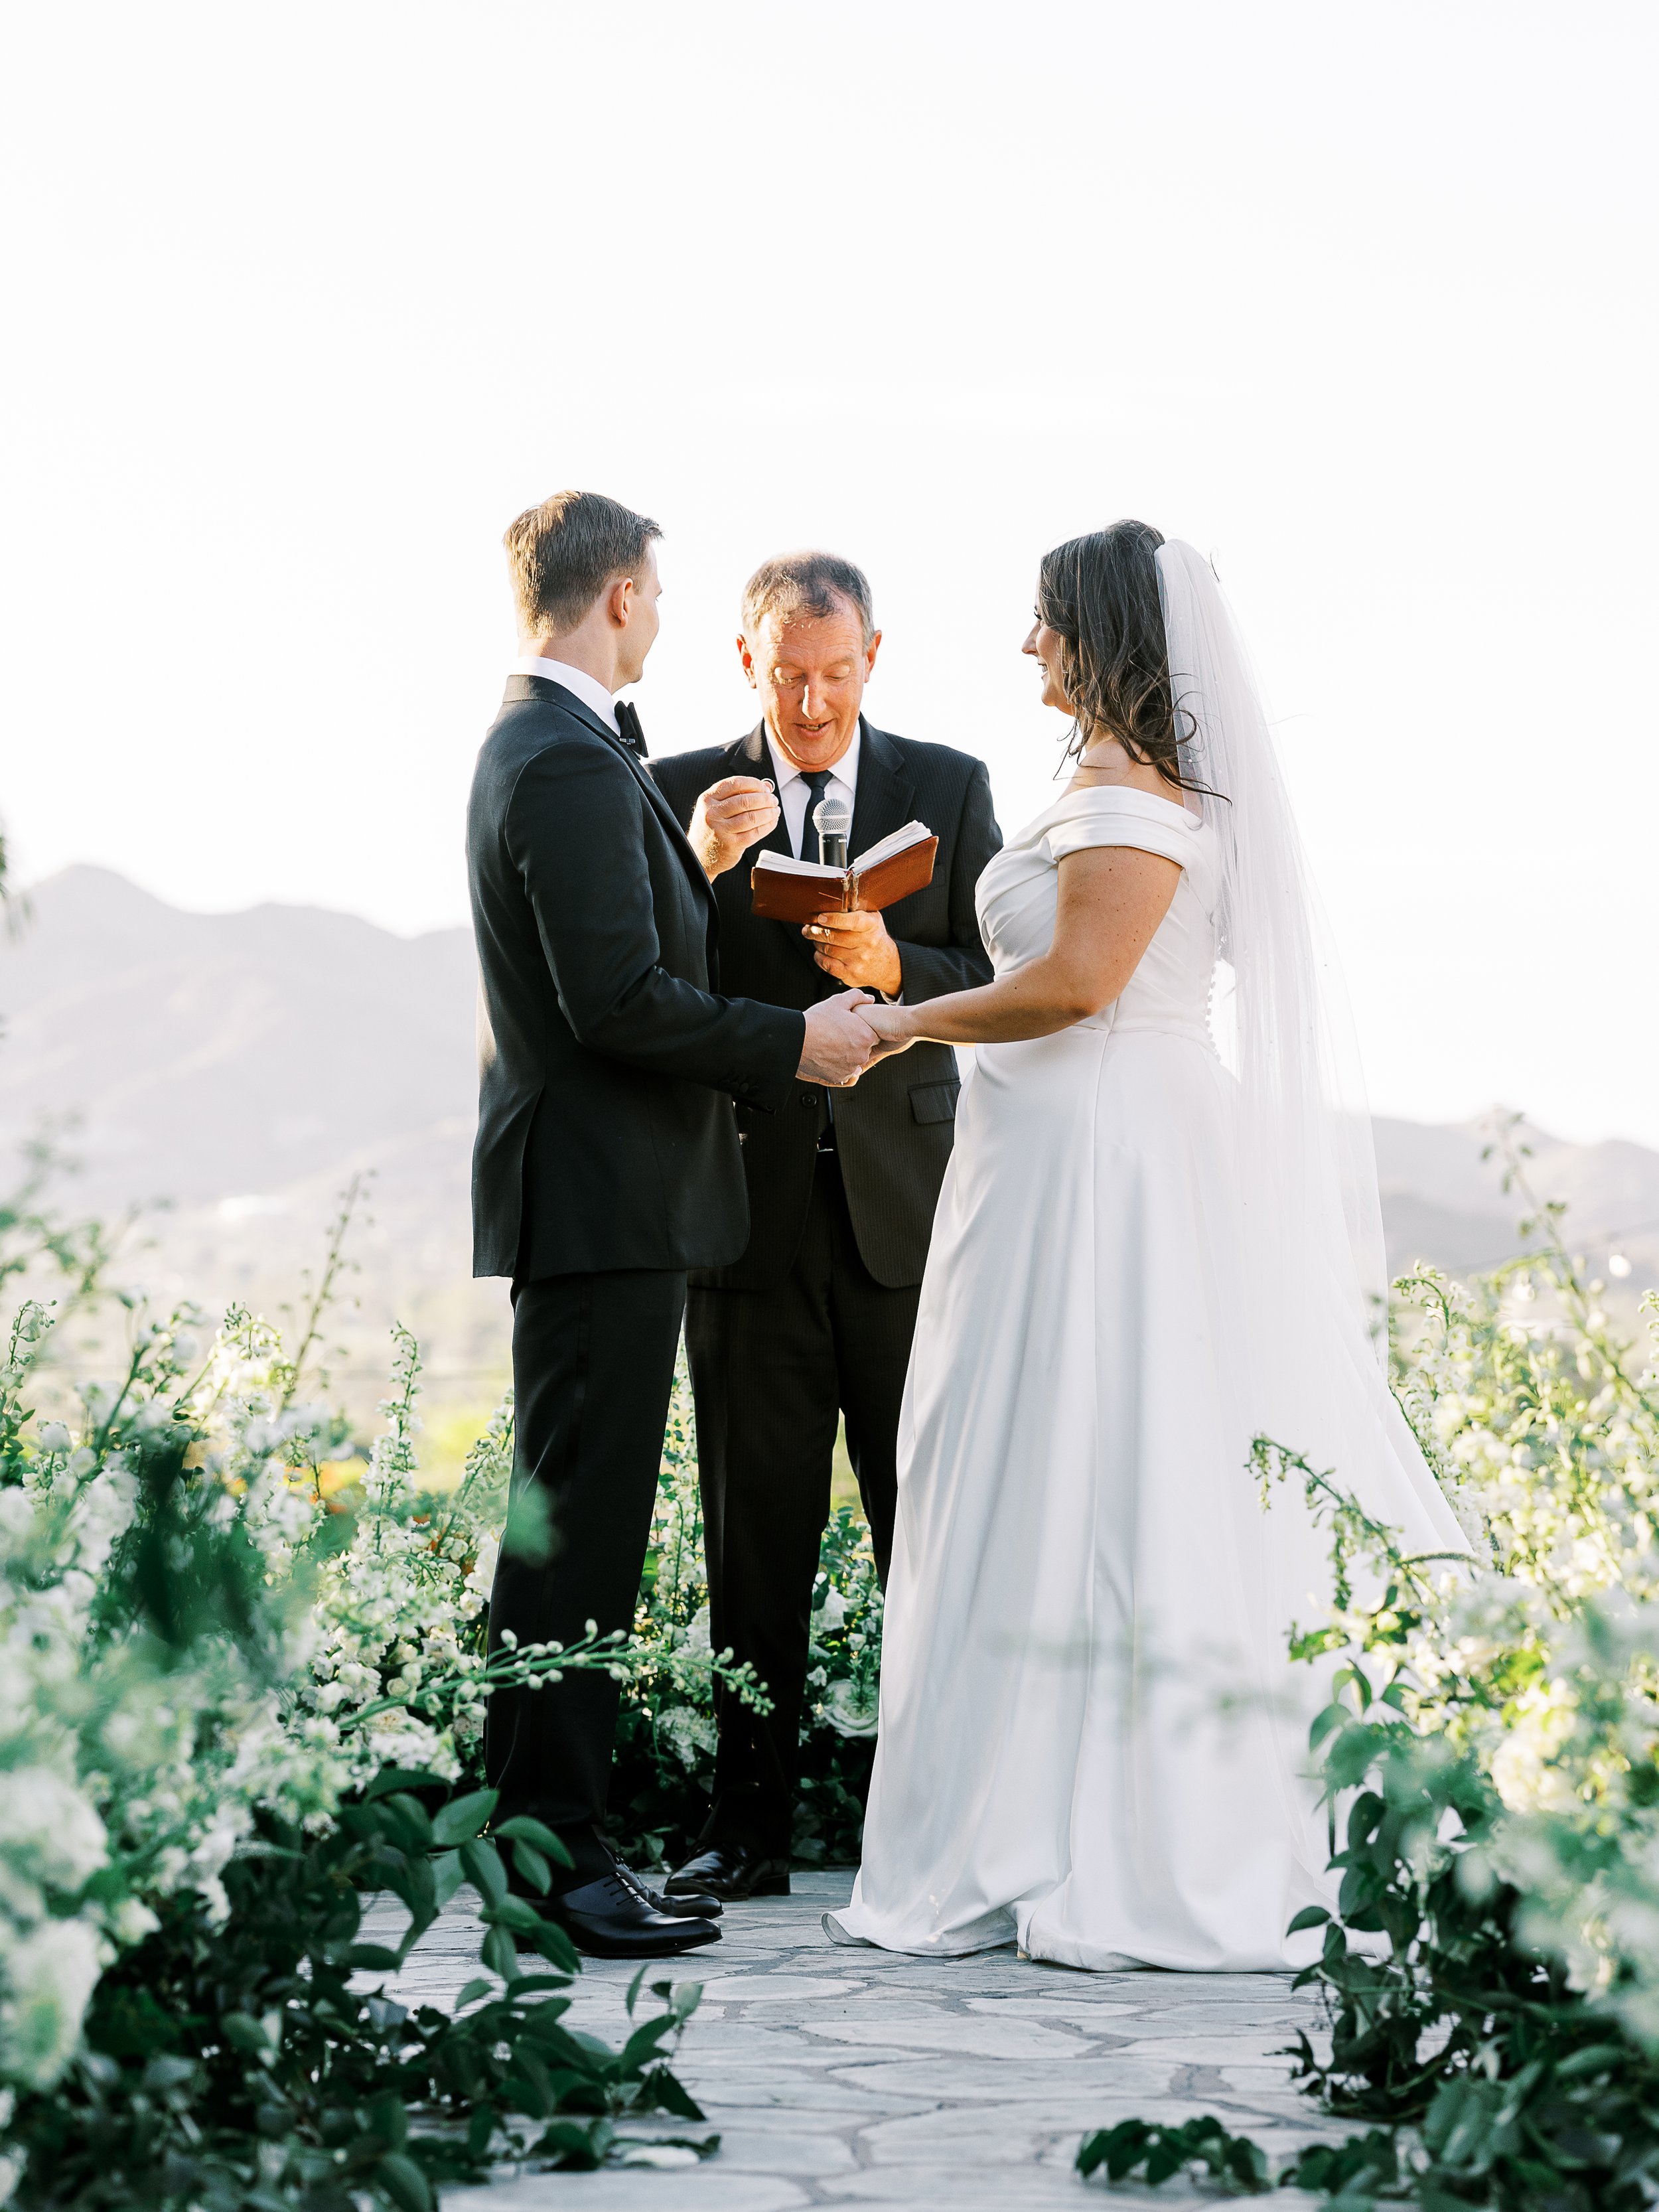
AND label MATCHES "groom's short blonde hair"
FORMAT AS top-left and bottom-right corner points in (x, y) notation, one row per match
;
(505, 490), (662, 638)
